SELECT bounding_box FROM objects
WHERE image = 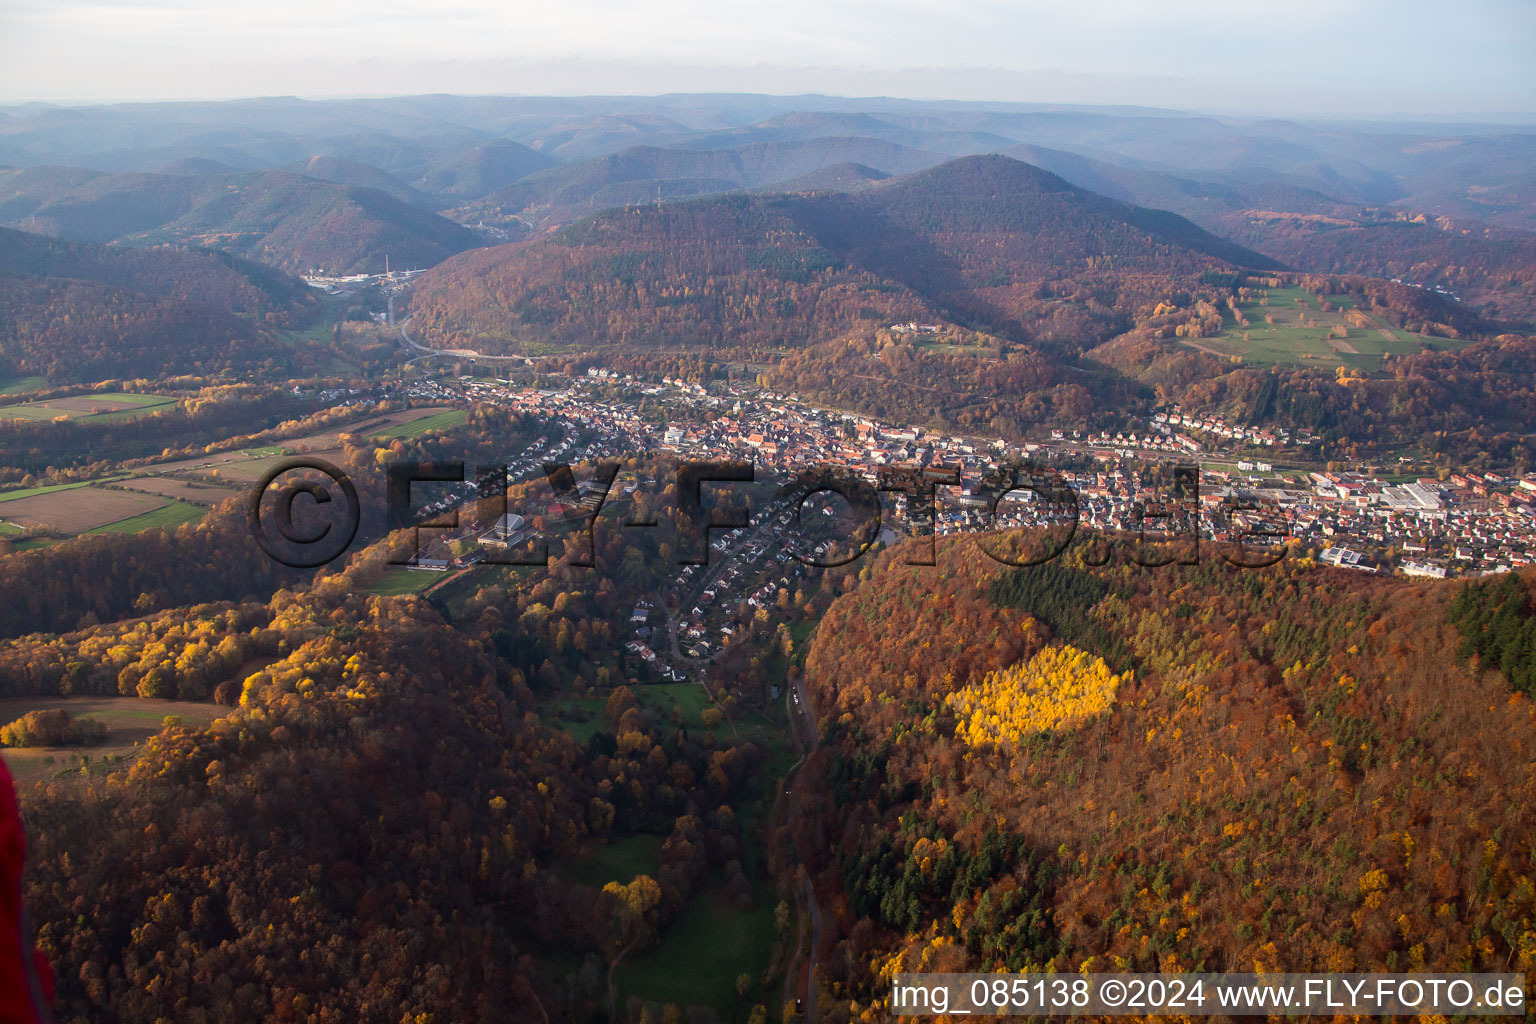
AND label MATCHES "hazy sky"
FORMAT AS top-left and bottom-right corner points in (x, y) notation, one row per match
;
(1, 0), (1533, 115)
